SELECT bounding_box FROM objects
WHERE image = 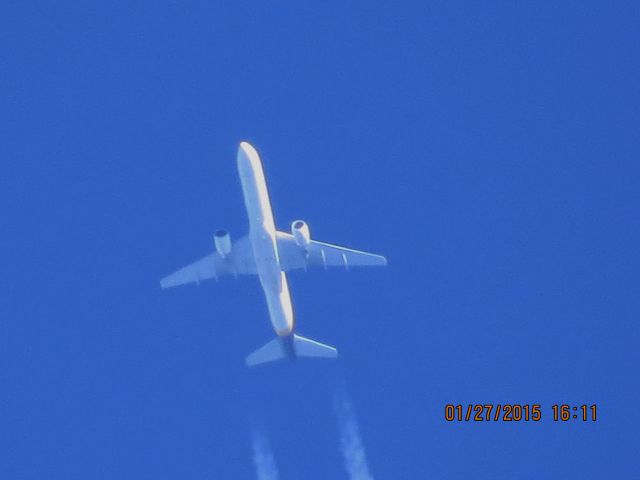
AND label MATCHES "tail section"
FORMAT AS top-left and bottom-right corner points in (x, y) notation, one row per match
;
(293, 335), (338, 359)
(246, 337), (283, 367)
(245, 334), (338, 367)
